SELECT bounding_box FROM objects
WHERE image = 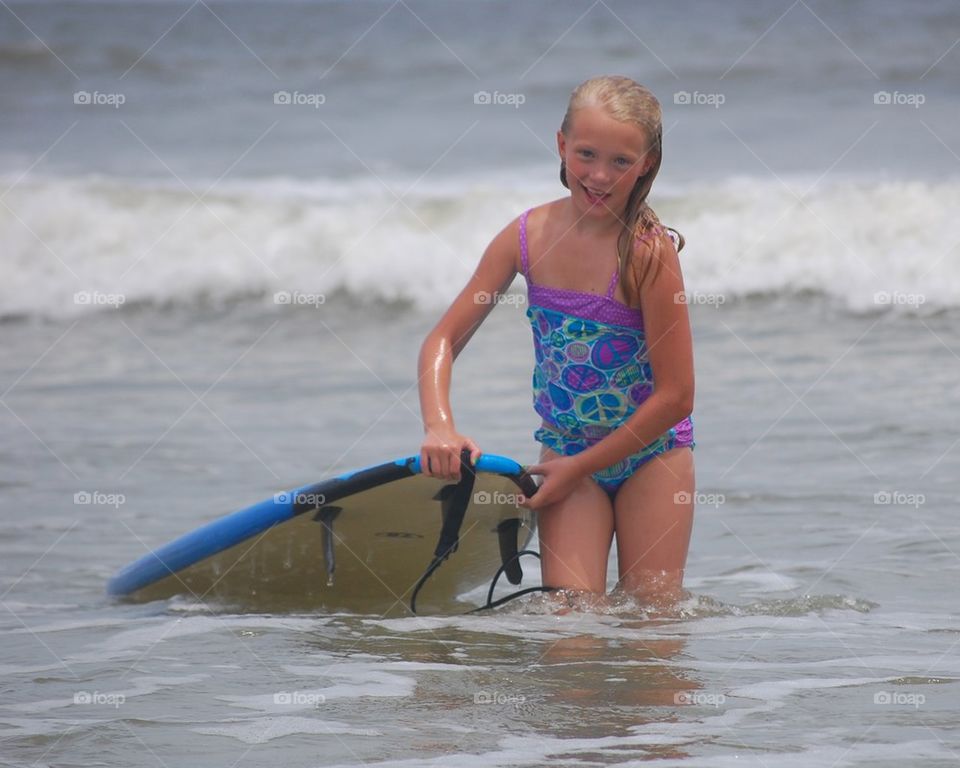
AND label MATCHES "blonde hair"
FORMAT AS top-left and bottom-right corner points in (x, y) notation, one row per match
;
(559, 75), (684, 296)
